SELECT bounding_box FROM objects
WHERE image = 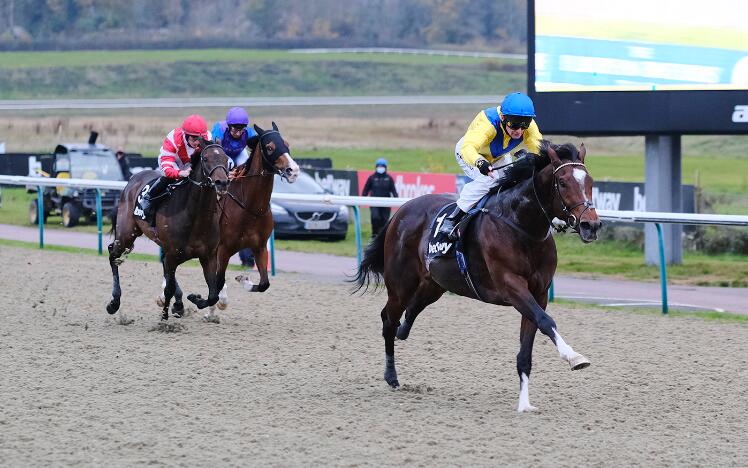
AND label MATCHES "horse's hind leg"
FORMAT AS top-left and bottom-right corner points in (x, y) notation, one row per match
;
(396, 281), (444, 340)
(516, 316), (539, 412)
(160, 258), (179, 320)
(106, 218), (140, 314)
(381, 296), (406, 388)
